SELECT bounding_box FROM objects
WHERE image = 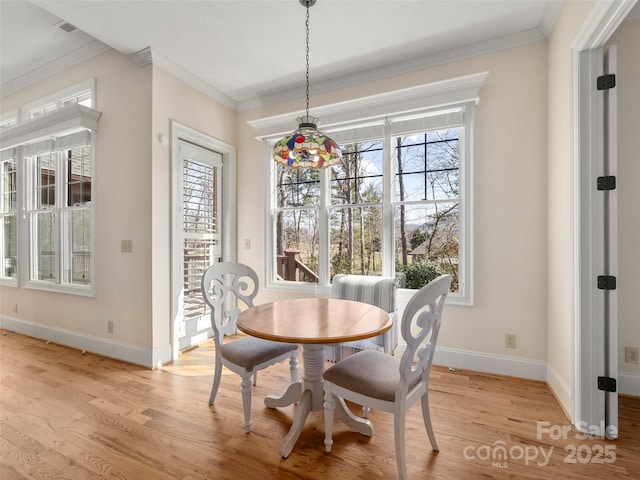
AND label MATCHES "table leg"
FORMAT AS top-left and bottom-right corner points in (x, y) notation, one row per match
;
(279, 344), (325, 458)
(264, 381), (302, 408)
